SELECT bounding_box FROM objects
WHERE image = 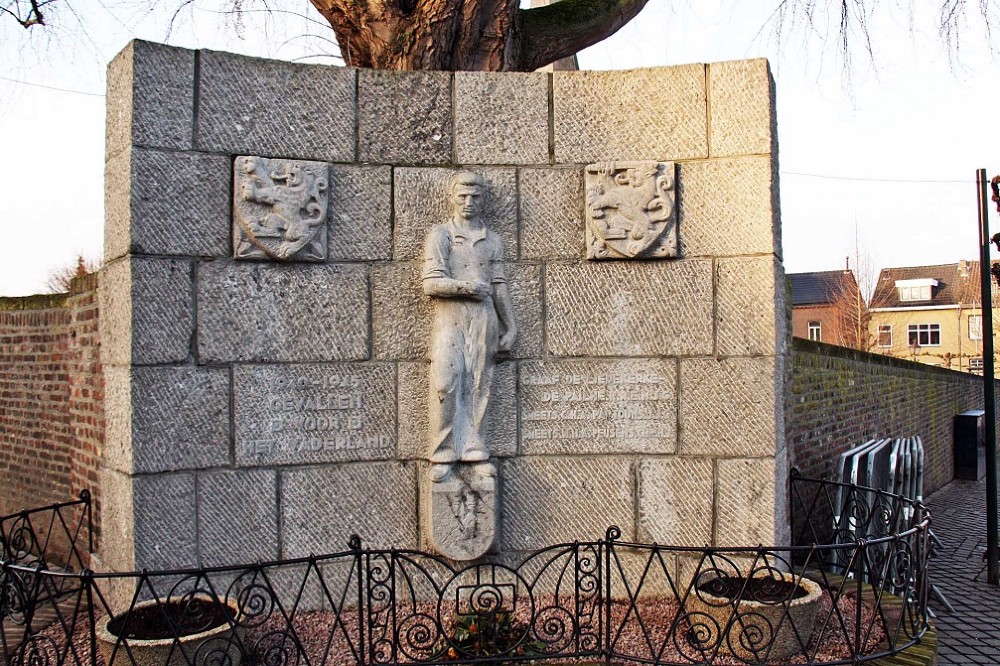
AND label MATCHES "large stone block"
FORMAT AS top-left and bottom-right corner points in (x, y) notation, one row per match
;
(397, 360), (517, 460)
(717, 256), (782, 356)
(234, 363), (396, 466)
(106, 40), (194, 160)
(198, 469), (278, 566)
(552, 66), (707, 163)
(102, 366), (132, 474)
(679, 357), (778, 457)
(505, 263), (543, 358)
(281, 463), (417, 555)
(519, 168), (584, 260)
(393, 167), (518, 260)
(98, 468), (136, 572)
(546, 261), (713, 356)
(519, 359), (676, 455)
(197, 263), (369, 363)
(501, 457), (634, 550)
(637, 458), (713, 547)
(100, 257), (194, 367)
(197, 50), (356, 161)
(358, 70), (452, 164)
(715, 458), (778, 547)
(105, 148), (231, 260)
(676, 157), (777, 258)
(134, 473), (198, 570)
(708, 59), (774, 158)
(329, 165), (392, 261)
(454, 72), (549, 164)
